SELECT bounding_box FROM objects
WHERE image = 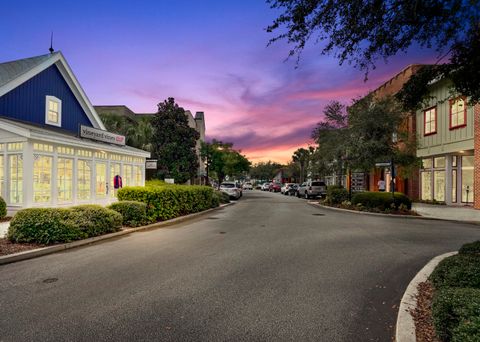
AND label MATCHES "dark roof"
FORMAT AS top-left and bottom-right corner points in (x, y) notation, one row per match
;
(0, 52), (59, 88)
